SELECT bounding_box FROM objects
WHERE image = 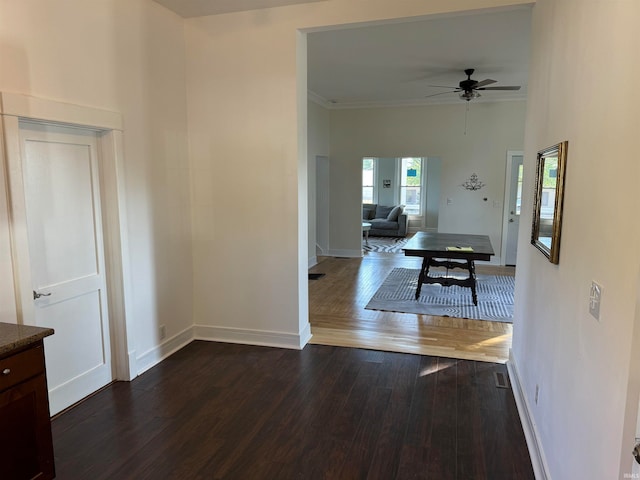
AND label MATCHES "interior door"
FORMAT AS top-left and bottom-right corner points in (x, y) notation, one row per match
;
(505, 154), (524, 266)
(19, 121), (113, 415)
